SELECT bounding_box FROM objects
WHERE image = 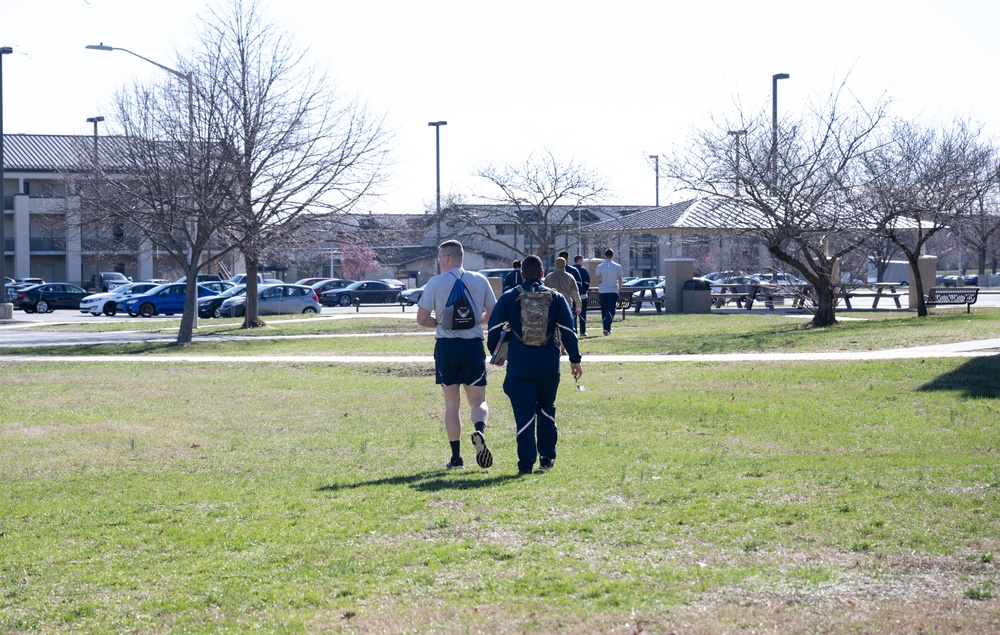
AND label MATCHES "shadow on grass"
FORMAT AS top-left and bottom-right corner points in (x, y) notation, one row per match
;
(317, 470), (524, 493)
(918, 355), (1000, 399)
